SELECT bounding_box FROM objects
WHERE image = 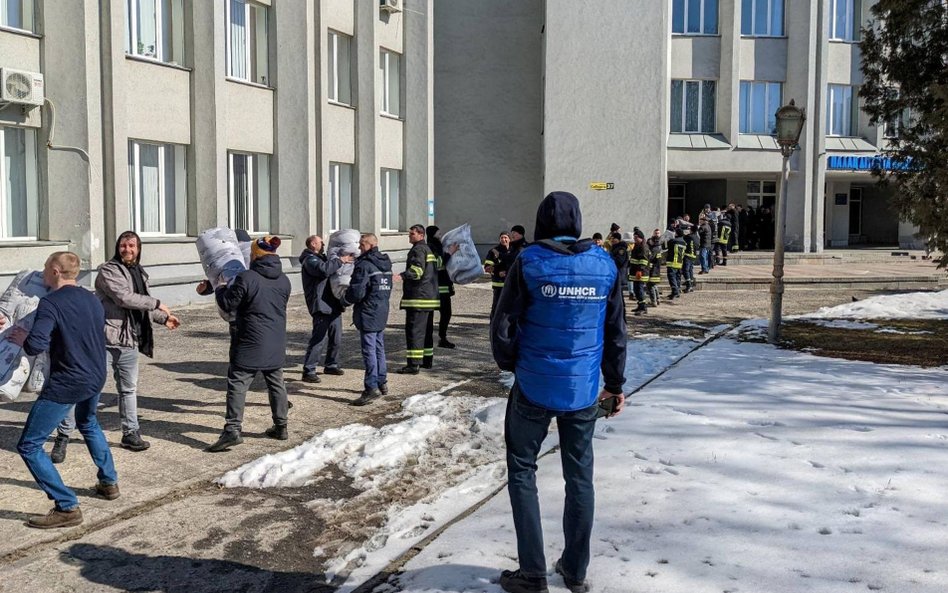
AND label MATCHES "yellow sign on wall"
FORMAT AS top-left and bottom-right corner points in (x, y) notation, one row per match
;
(589, 182), (615, 190)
